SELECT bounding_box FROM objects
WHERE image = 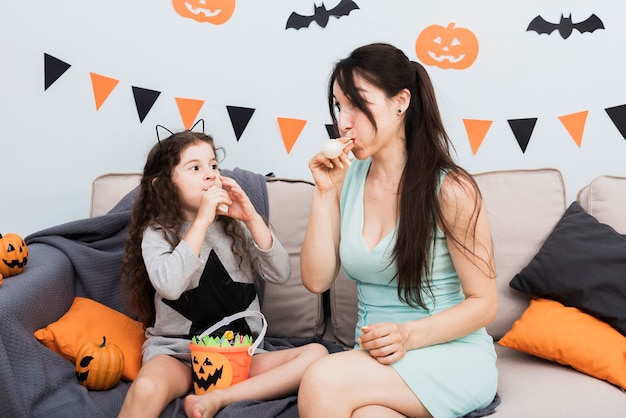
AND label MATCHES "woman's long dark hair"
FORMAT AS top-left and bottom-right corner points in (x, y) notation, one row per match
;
(121, 131), (245, 327)
(328, 43), (492, 308)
